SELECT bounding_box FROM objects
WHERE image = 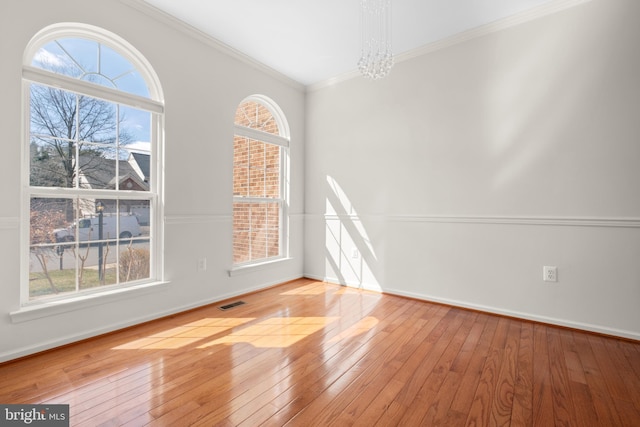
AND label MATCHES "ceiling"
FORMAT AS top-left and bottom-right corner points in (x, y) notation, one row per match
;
(143, 0), (558, 86)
